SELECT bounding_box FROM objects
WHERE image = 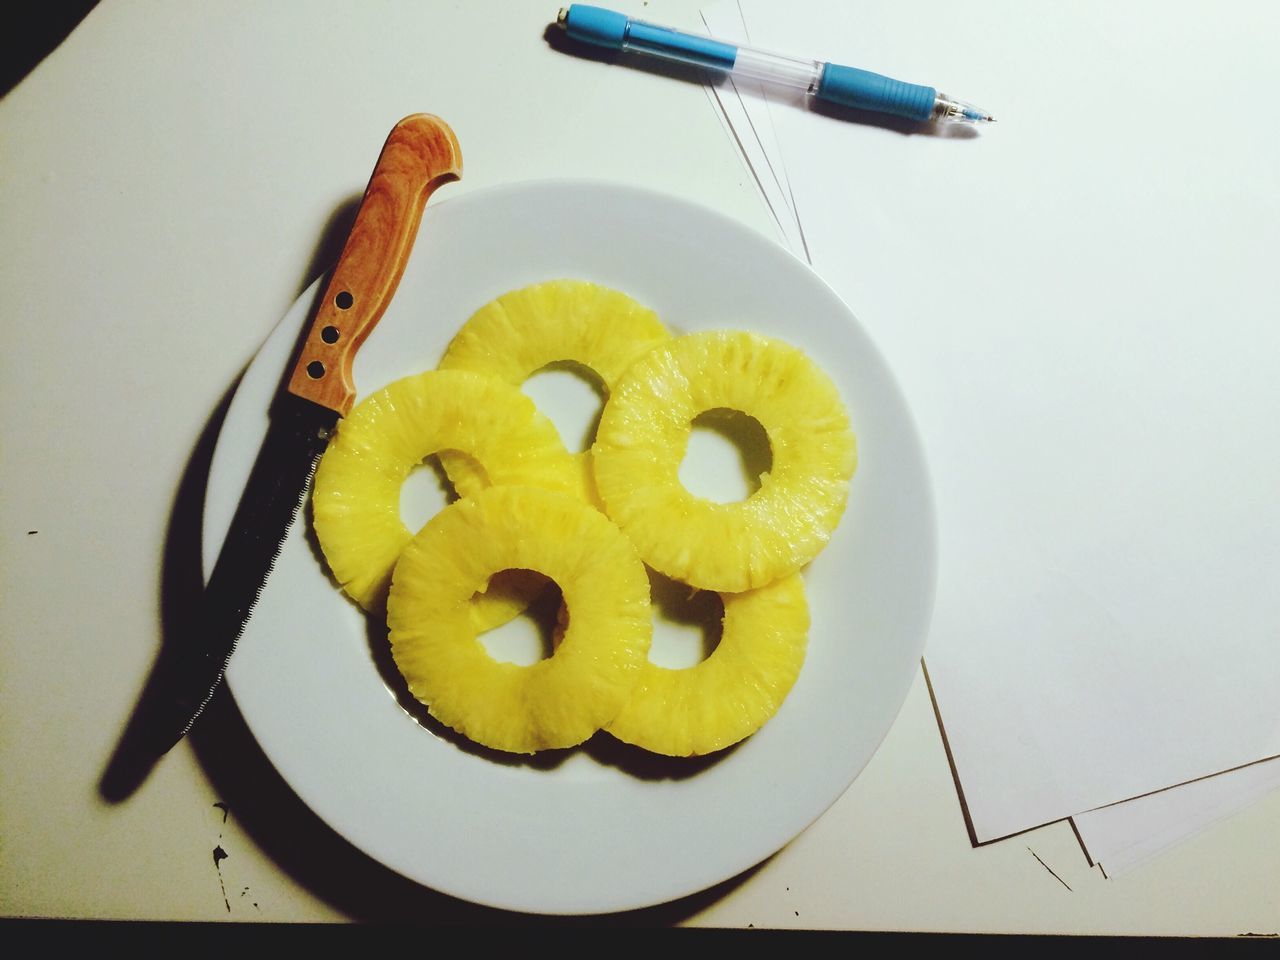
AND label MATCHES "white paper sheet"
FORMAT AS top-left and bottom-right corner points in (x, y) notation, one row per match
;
(734, 0), (1280, 842)
(703, 0), (1280, 867)
(1073, 758), (1280, 876)
(700, 2), (809, 262)
(702, 77), (795, 254)
(700, 69), (781, 238)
